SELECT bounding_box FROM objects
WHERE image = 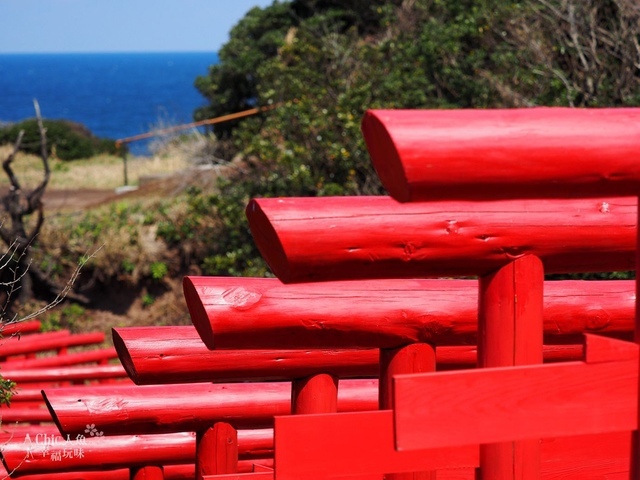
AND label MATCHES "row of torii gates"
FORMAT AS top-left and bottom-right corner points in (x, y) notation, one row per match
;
(4, 107), (640, 479)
